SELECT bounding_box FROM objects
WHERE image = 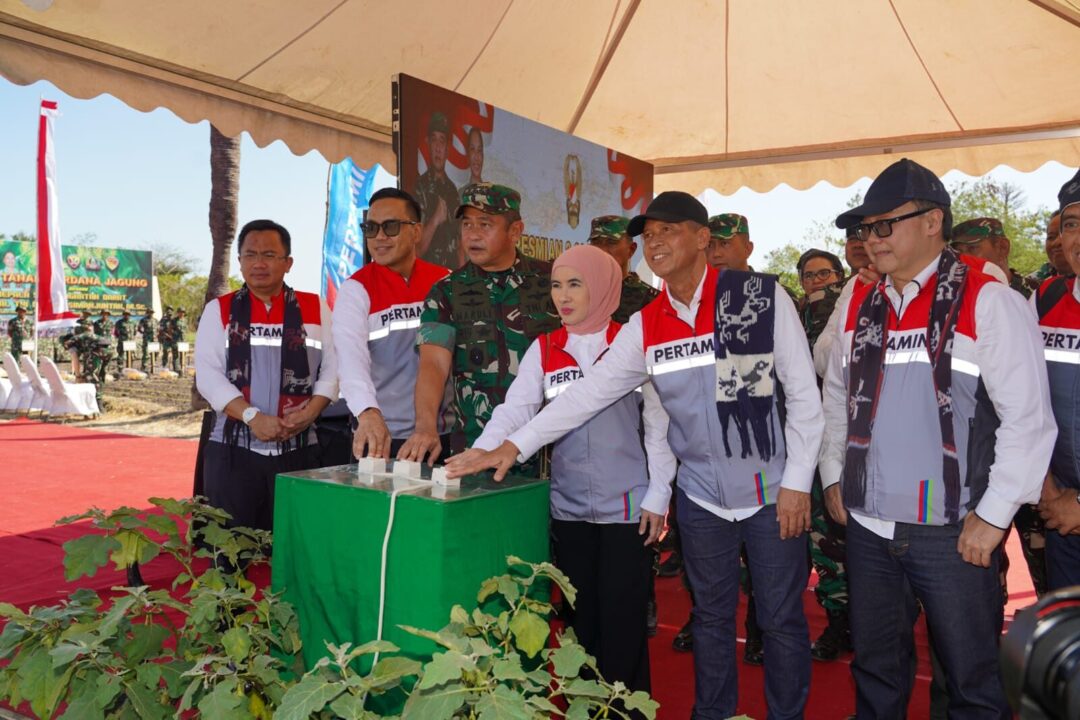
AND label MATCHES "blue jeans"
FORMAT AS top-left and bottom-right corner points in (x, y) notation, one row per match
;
(846, 517), (1009, 719)
(677, 491), (810, 720)
(1046, 529), (1080, 591)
